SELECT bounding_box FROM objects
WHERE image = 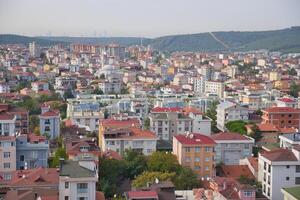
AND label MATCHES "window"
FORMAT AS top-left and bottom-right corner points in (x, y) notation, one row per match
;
(3, 152), (10, 158)
(287, 165), (290, 168)
(195, 147), (200, 152)
(205, 157), (210, 162)
(296, 165), (300, 173)
(264, 162), (266, 170)
(244, 191), (252, 197)
(4, 163), (10, 169)
(195, 157), (200, 162)
(296, 177), (300, 185)
(205, 166), (209, 171)
(281, 114), (285, 117)
(64, 196), (69, 200)
(185, 147), (191, 152)
(205, 147), (211, 152)
(286, 177), (290, 181)
(289, 114), (292, 117)
(20, 155), (24, 162)
(65, 182), (69, 189)
(77, 183), (88, 193)
(244, 144), (249, 149)
(185, 157), (191, 162)
(288, 120), (292, 124)
(3, 173), (11, 180)
(194, 166), (200, 170)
